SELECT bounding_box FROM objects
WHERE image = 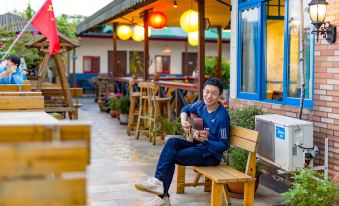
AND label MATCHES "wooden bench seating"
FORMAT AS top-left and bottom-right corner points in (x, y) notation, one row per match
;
(176, 126), (260, 206)
(0, 84), (31, 91)
(0, 121), (91, 205)
(0, 91), (42, 96)
(0, 96), (44, 111)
